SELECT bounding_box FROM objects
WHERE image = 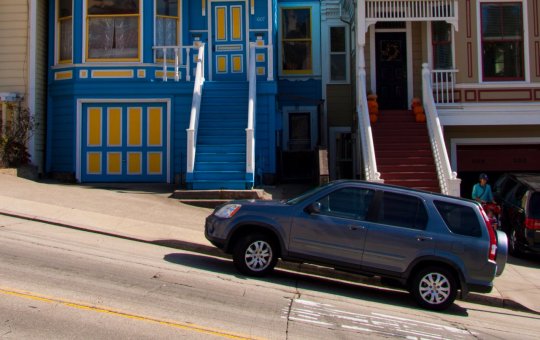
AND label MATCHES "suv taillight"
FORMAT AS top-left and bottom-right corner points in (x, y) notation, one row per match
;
(480, 206), (497, 261)
(525, 218), (540, 230)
